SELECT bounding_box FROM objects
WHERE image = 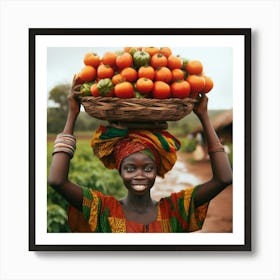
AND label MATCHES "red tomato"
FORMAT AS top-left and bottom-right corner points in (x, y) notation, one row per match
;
(151, 53), (168, 68)
(90, 83), (100, 97)
(155, 67), (172, 83)
(135, 78), (154, 94)
(78, 66), (96, 82)
(171, 80), (191, 98)
(97, 64), (114, 79)
(152, 81), (171, 99)
(121, 67), (138, 82)
(202, 76), (214, 93)
(116, 52), (133, 69)
(186, 75), (206, 93)
(114, 81), (134, 98)
(138, 66), (155, 80)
